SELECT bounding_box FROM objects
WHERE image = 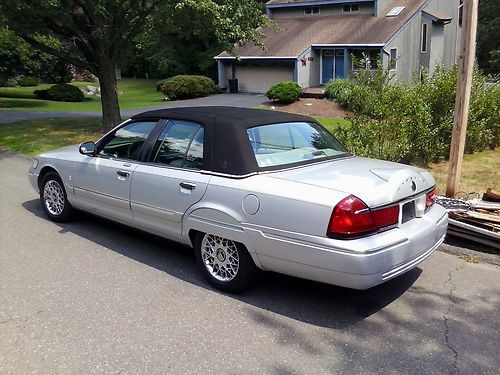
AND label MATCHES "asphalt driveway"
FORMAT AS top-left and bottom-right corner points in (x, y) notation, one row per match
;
(0, 152), (499, 374)
(0, 93), (267, 124)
